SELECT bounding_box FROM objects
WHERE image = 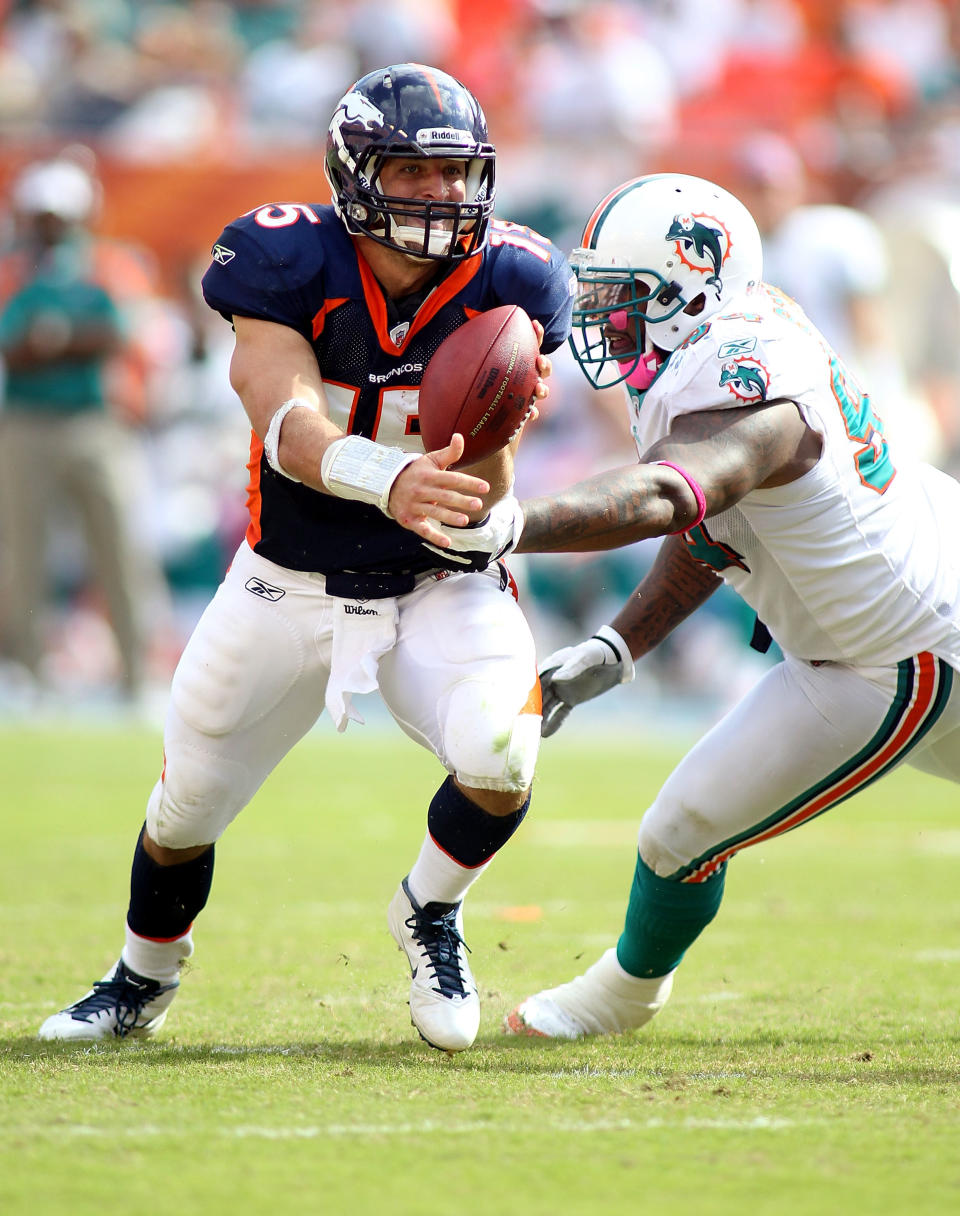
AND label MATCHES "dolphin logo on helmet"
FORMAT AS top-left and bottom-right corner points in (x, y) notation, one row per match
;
(666, 214), (730, 289)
